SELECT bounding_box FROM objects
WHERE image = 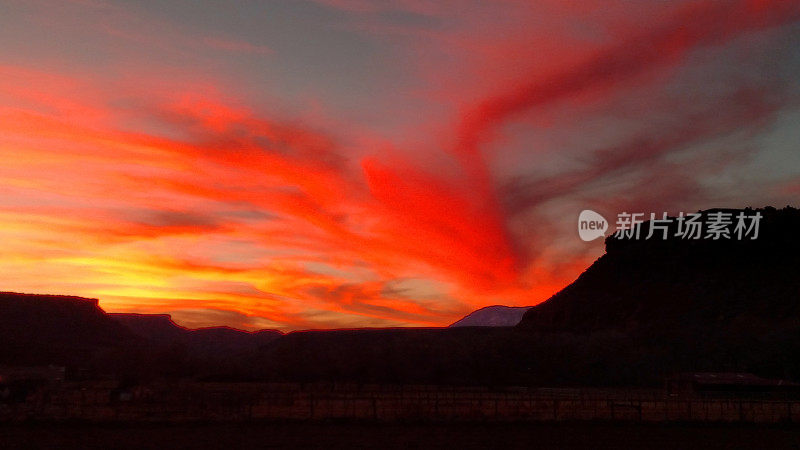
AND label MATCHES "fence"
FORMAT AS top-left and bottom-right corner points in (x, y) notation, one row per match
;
(3, 382), (800, 423)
